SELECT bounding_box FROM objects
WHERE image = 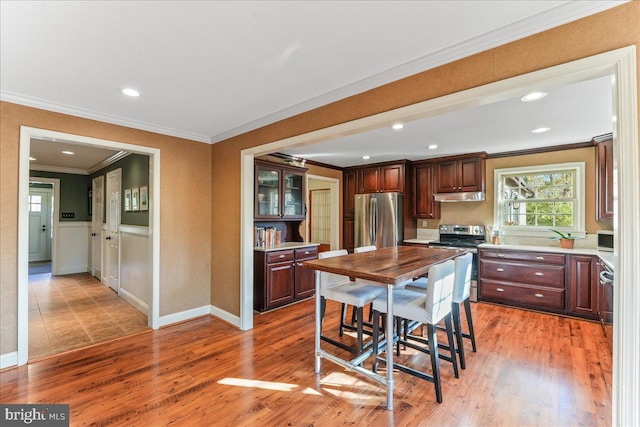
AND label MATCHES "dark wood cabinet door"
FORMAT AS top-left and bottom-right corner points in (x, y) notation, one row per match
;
(412, 161), (439, 218)
(358, 167), (380, 193)
(596, 139), (614, 220)
(458, 156), (484, 192)
(344, 169), (358, 217)
(282, 168), (306, 220)
(294, 261), (315, 299)
(435, 159), (458, 193)
(255, 163), (282, 219)
(380, 164), (404, 193)
(597, 261), (613, 323)
(266, 261), (295, 308)
(568, 255), (598, 319)
(343, 218), (355, 253)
